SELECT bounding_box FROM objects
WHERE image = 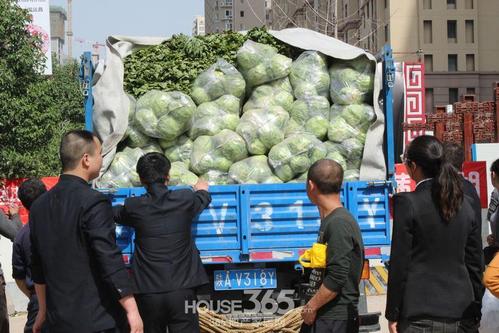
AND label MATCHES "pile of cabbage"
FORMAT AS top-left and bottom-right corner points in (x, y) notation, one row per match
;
(100, 41), (376, 188)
